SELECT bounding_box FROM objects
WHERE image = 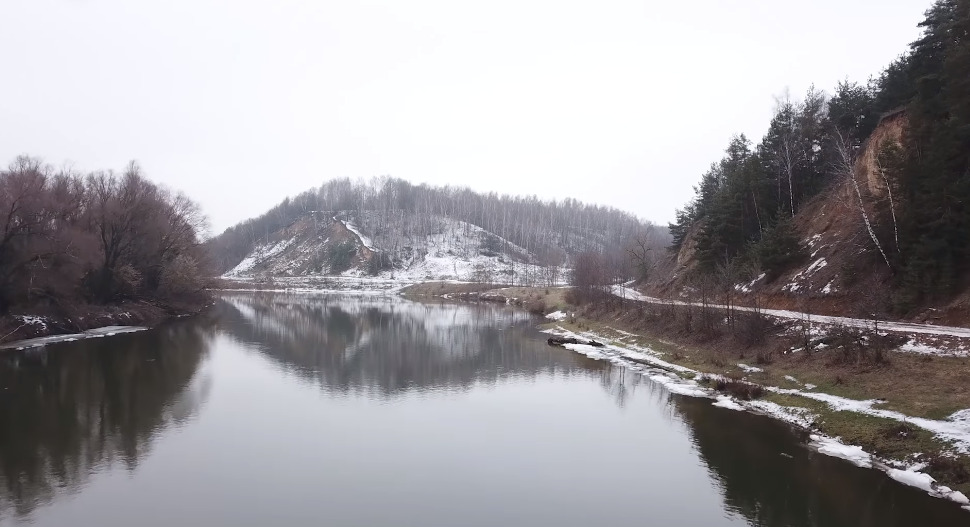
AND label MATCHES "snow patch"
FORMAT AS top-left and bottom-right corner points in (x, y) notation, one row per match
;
(224, 237), (295, 277)
(821, 280), (837, 295)
(335, 217), (377, 251)
(737, 363), (763, 373)
(734, 273), (766, 294)
(0, 326), (148, 350)
(887, 468), (970, 504)
(900, 339), (970, 358)
(545, 311), (568, 321)
(783, 257), (828, 293)
(713, 395), (745, 411)
(810, 435), (872, 468)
